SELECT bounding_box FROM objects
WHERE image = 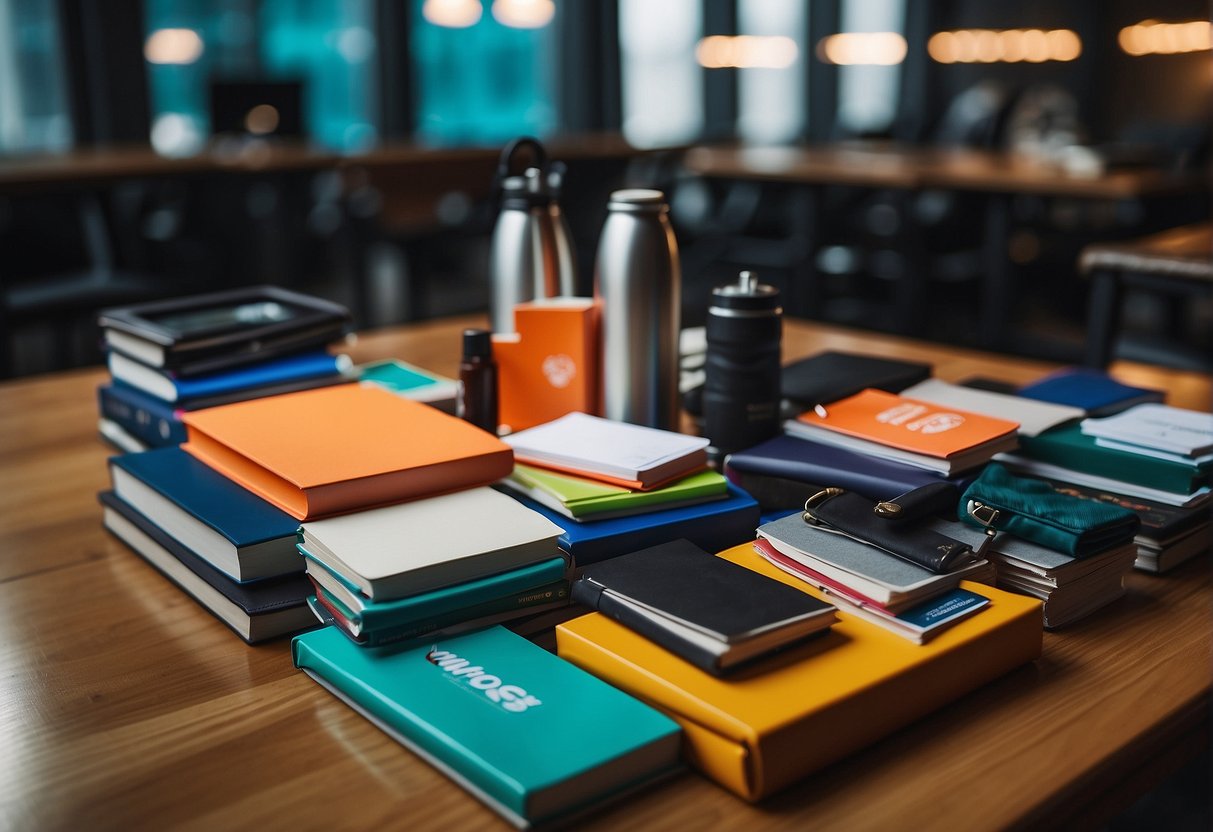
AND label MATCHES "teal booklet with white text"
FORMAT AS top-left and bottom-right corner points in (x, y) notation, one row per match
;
(292, 625), (681, 827)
